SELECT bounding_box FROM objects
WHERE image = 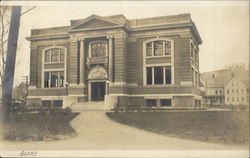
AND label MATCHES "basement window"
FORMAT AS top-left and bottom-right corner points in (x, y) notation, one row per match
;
(160, 99), (172, 107)
(146, 99), (157, 107)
